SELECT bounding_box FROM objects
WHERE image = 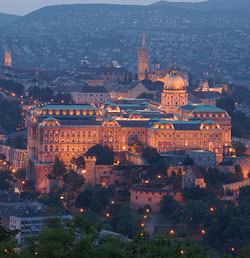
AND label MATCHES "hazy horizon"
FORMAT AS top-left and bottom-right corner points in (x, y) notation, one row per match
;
(0, 0), (206, 16)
